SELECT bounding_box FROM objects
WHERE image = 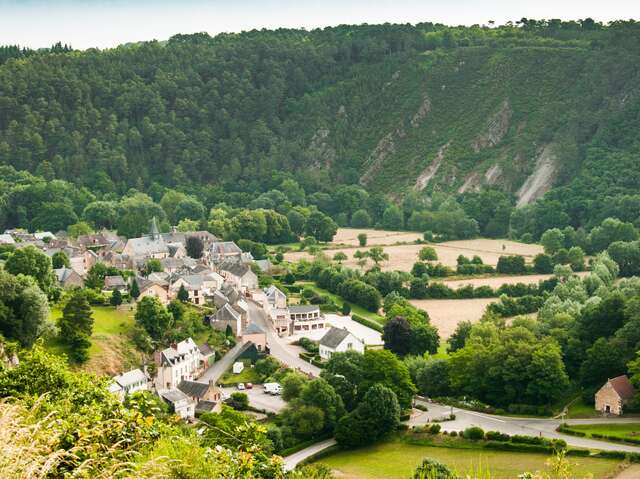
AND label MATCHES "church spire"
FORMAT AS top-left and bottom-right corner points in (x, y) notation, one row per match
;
(150, 216), (160, 240)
